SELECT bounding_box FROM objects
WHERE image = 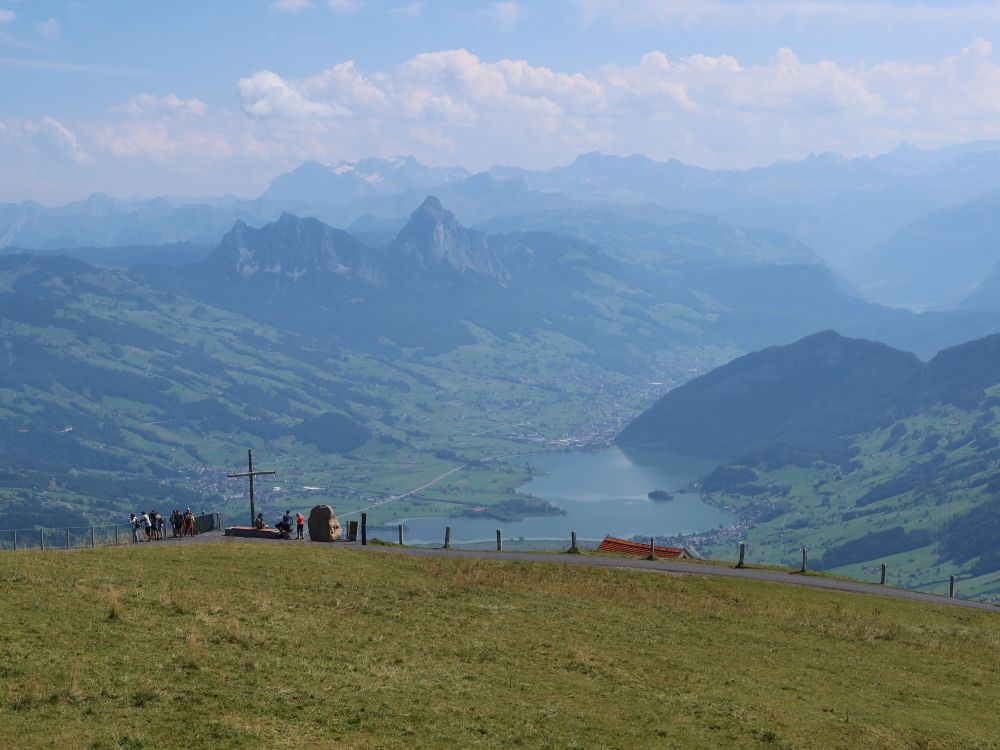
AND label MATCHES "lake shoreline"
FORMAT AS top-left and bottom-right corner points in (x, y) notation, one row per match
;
(391, 447), (736, 544)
